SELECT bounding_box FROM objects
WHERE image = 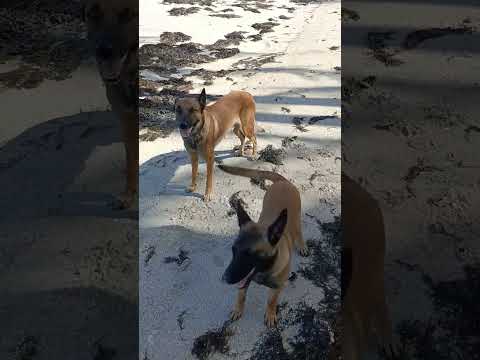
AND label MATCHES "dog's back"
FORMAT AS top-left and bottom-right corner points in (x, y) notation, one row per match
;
(258, 180), (301, 238)
(218, 165), (303, 251)
(341, 173), (392, 359)
(206, 91), (256, 145)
